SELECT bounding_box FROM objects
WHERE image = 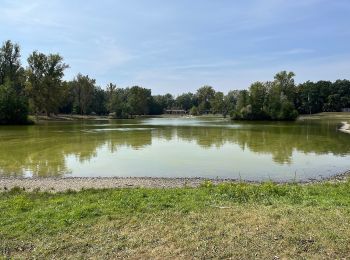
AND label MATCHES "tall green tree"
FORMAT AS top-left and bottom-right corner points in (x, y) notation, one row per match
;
(0, 81), (29, 124)
(58, 81), (74, 114)
(176, 92), (195, 110)
(91, 87), (107, 115)
(266, 71), (298, 120)
(71, 74), (96, 115)
(150, 94), (175, 115)
(210, 91), (224, 114)
(109, 88), (130, 118)
(26, 51), (68, 116)
(274, 71), (296, 101)
(223, 90), (239, 117)
(0, 40), (27, 90)
(127, 86), (152, 115)
(249, 82), (268, 119)
(295, 81), (332, 114)
(230, 72), (298, 121)
(106, 83), (117, 113)
(232, 90), (250, 119)
(196, 85), (215, 113)
(0, 40), (28, 124)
